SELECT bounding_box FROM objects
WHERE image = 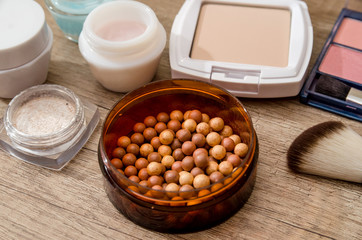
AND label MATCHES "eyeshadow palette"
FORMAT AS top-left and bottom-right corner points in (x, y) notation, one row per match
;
(169, 0), (313, 98)
(300, 8), (362, 121)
